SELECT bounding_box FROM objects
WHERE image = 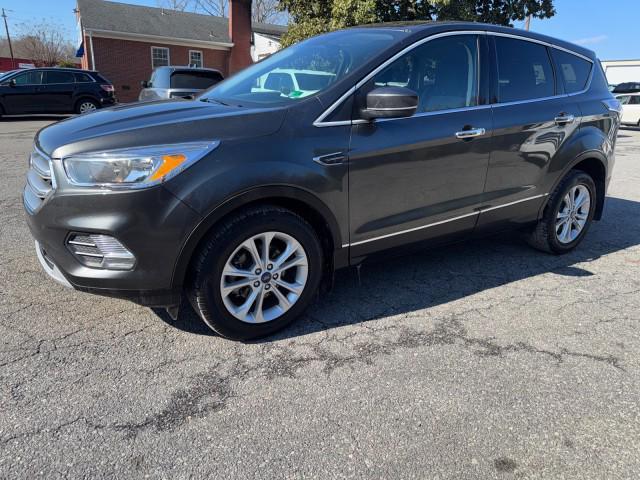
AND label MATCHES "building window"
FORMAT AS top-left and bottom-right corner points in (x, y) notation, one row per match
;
(189, 50), (203, 68)
(151, 47), (170, 68)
